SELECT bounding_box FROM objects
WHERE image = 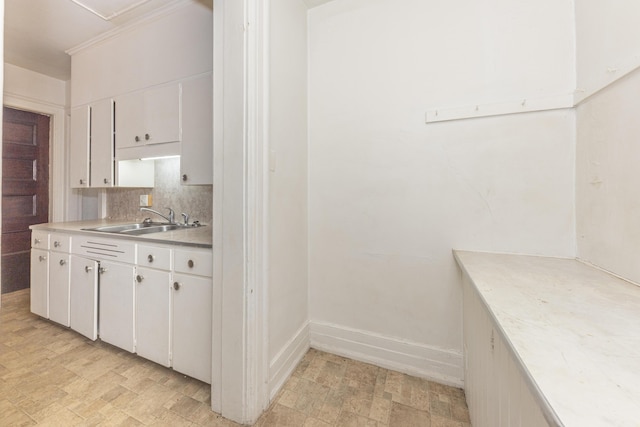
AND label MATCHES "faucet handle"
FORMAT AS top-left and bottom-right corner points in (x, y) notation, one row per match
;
(181, 213), (190, 225)
(165, 207), (175, 223)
